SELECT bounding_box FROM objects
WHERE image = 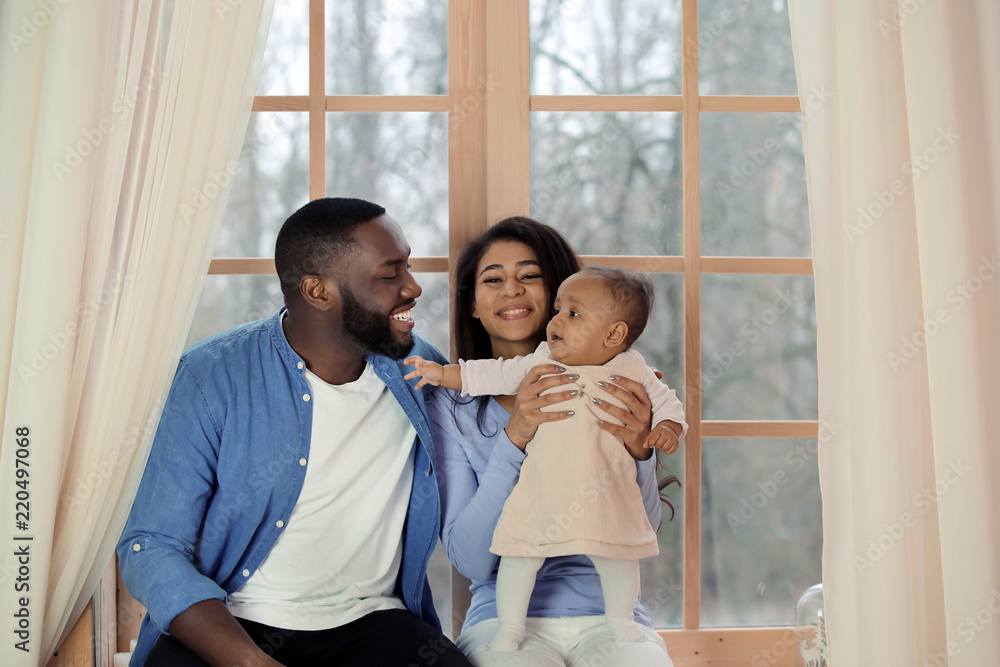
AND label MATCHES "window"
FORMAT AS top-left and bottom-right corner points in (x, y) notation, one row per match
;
(186, 0), (820, 659)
